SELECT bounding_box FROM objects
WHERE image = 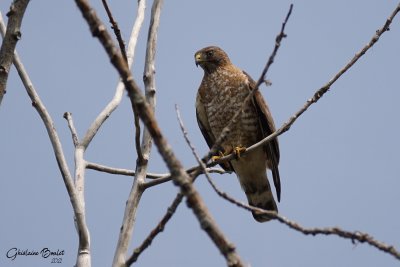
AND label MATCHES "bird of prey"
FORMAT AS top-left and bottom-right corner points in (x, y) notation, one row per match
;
(195, 46), (281, 222)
